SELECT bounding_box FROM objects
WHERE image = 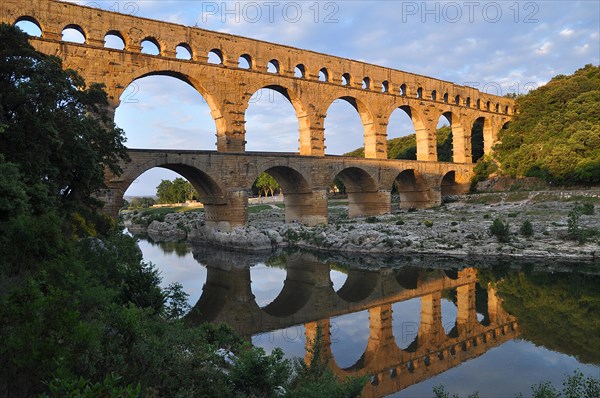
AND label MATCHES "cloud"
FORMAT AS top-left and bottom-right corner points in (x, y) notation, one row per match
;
(559, 28), (575, 37)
